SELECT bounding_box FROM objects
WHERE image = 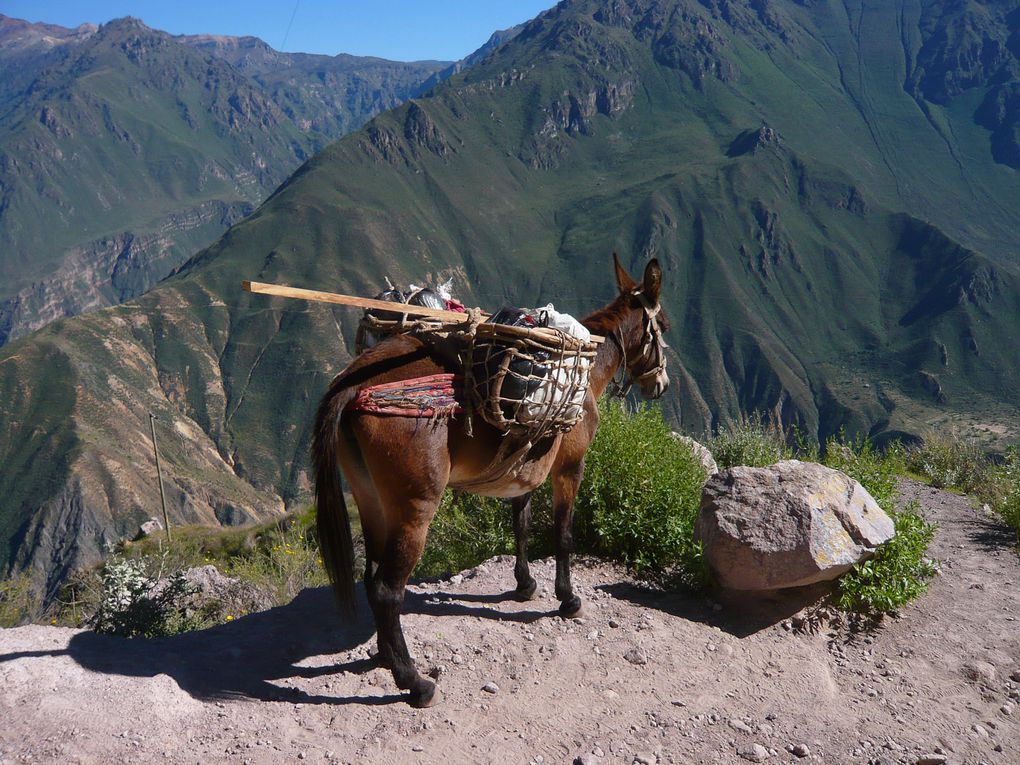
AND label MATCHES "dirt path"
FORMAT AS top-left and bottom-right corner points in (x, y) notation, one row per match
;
(1, 479), (1018, 765)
